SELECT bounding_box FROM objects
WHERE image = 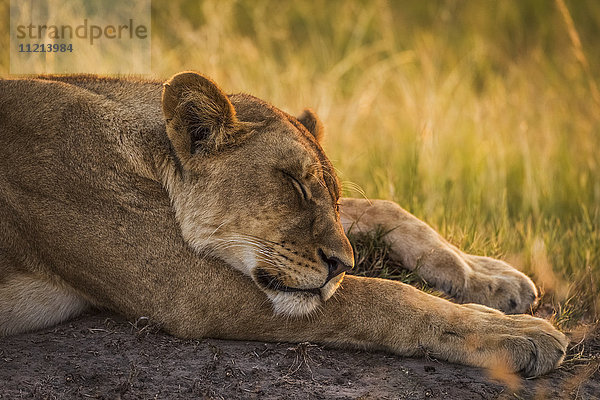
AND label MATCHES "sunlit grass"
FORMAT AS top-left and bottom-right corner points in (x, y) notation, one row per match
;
(1, 1), (598, 326)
